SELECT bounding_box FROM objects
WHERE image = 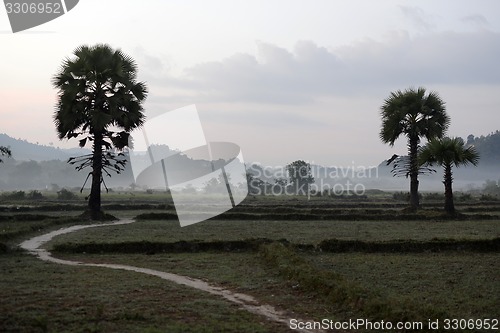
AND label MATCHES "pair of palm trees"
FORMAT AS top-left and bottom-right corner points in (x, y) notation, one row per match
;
(380, 87), (479, 214)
